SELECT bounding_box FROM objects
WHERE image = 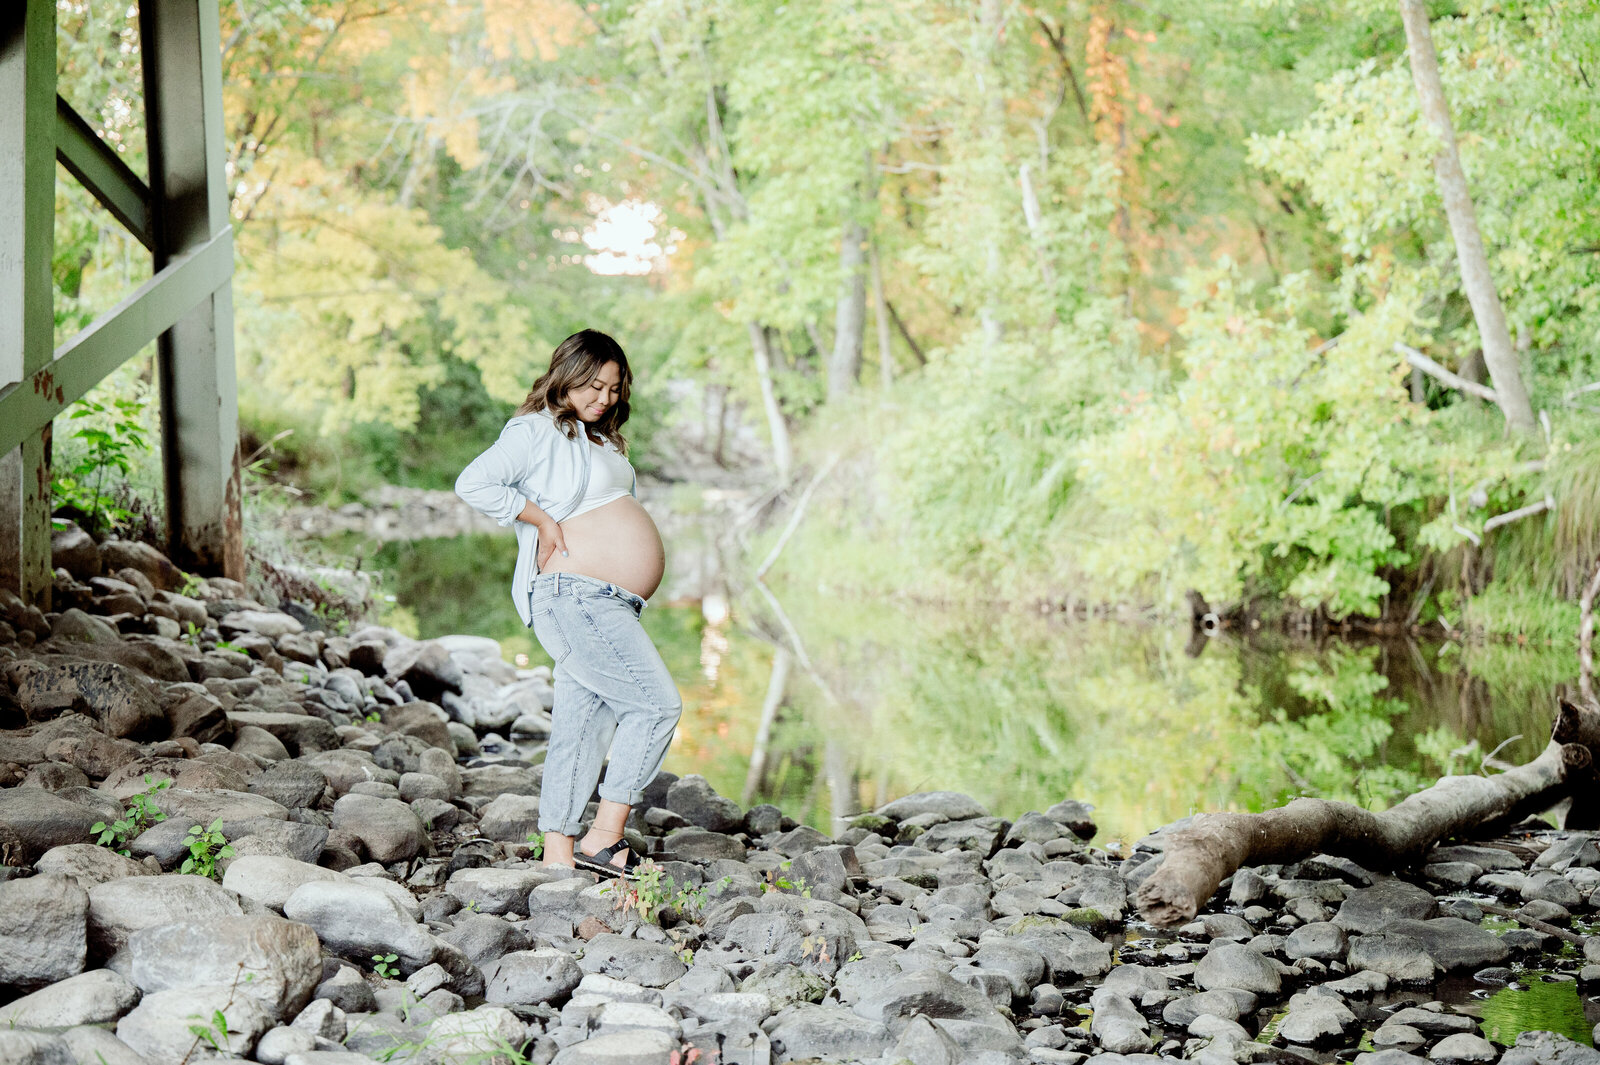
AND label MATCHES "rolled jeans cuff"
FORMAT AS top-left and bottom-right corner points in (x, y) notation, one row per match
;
(537, 816), (584, 837)
(598, 783), (646, 806)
